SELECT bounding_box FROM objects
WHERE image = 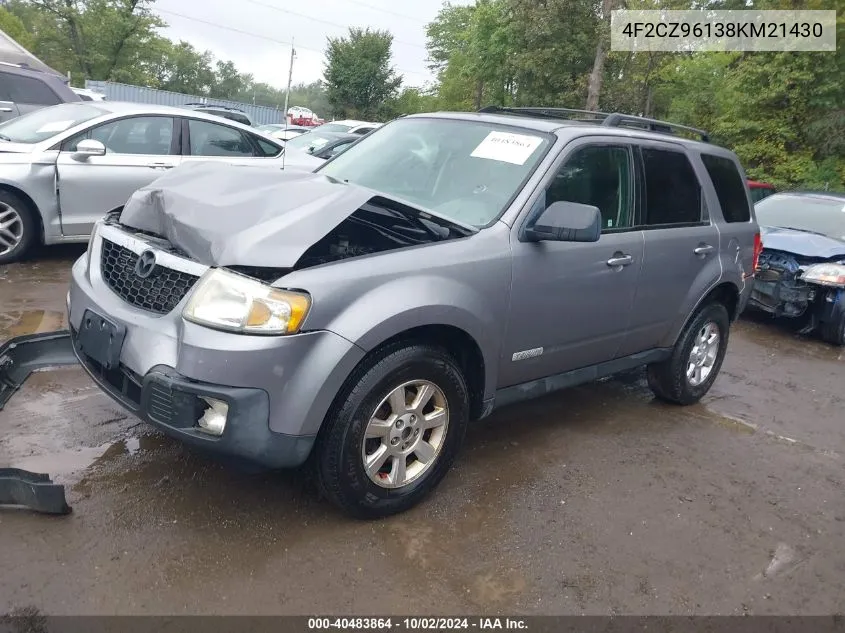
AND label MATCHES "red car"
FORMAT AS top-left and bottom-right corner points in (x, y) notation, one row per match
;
(748, 180), (776, 203)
